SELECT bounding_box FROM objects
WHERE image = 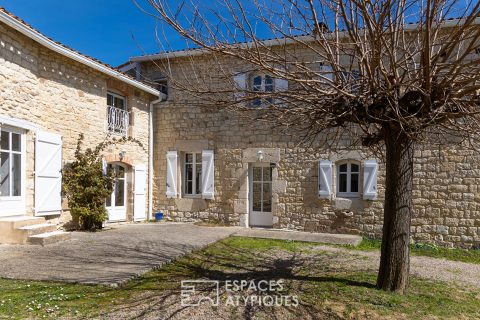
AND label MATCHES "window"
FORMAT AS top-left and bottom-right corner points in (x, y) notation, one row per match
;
(154, 78), (168, 98)
(337, 161), (360, 197)
(106, 92), (129, 136)
(184, 153), (202, 196)
(0, 129), (23, 197)
(251, 74), (274, 107)
(107, 92), (126, 111)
